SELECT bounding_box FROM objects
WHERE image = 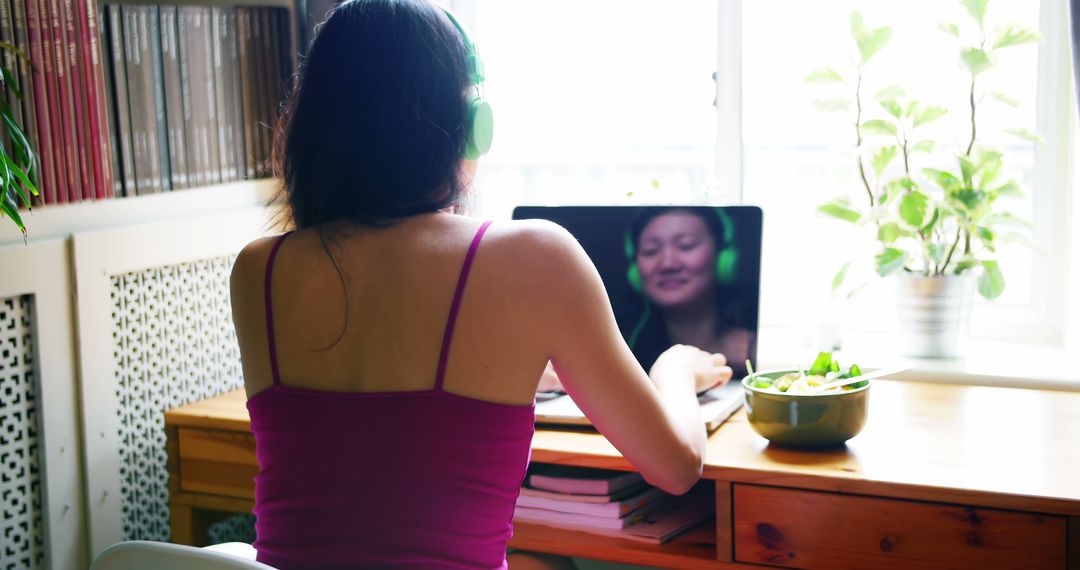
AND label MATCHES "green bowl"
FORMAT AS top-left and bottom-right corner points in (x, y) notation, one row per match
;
(742, 369), (870, 448)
